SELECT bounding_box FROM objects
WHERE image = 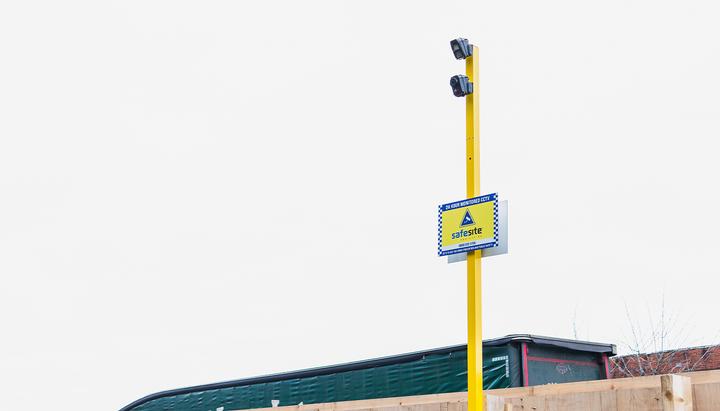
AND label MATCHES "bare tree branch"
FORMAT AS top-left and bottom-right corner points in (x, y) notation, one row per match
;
(610, 299), (718, 378)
